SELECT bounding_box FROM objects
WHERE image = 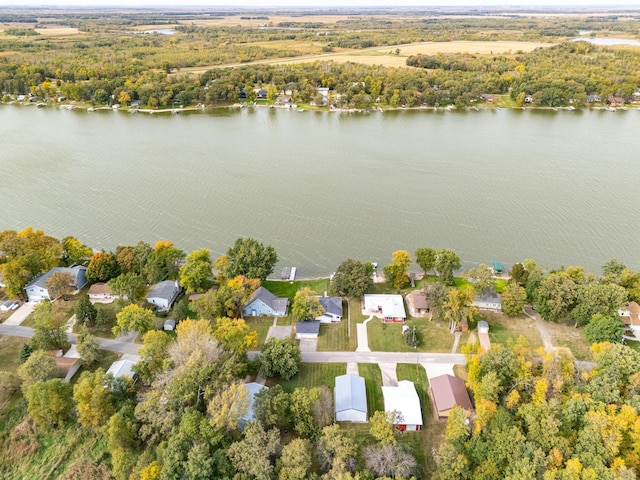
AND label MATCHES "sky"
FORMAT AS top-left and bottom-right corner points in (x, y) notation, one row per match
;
(2, 0), (640, 7)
